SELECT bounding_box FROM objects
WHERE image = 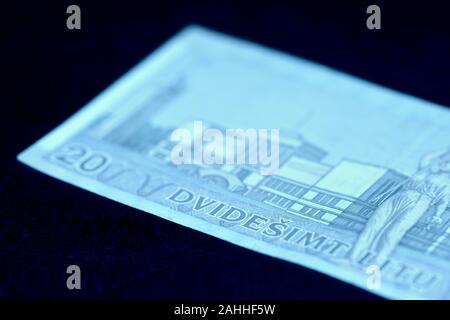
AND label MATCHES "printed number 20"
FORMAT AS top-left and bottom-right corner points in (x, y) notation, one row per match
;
(54, 144), (109, 173)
